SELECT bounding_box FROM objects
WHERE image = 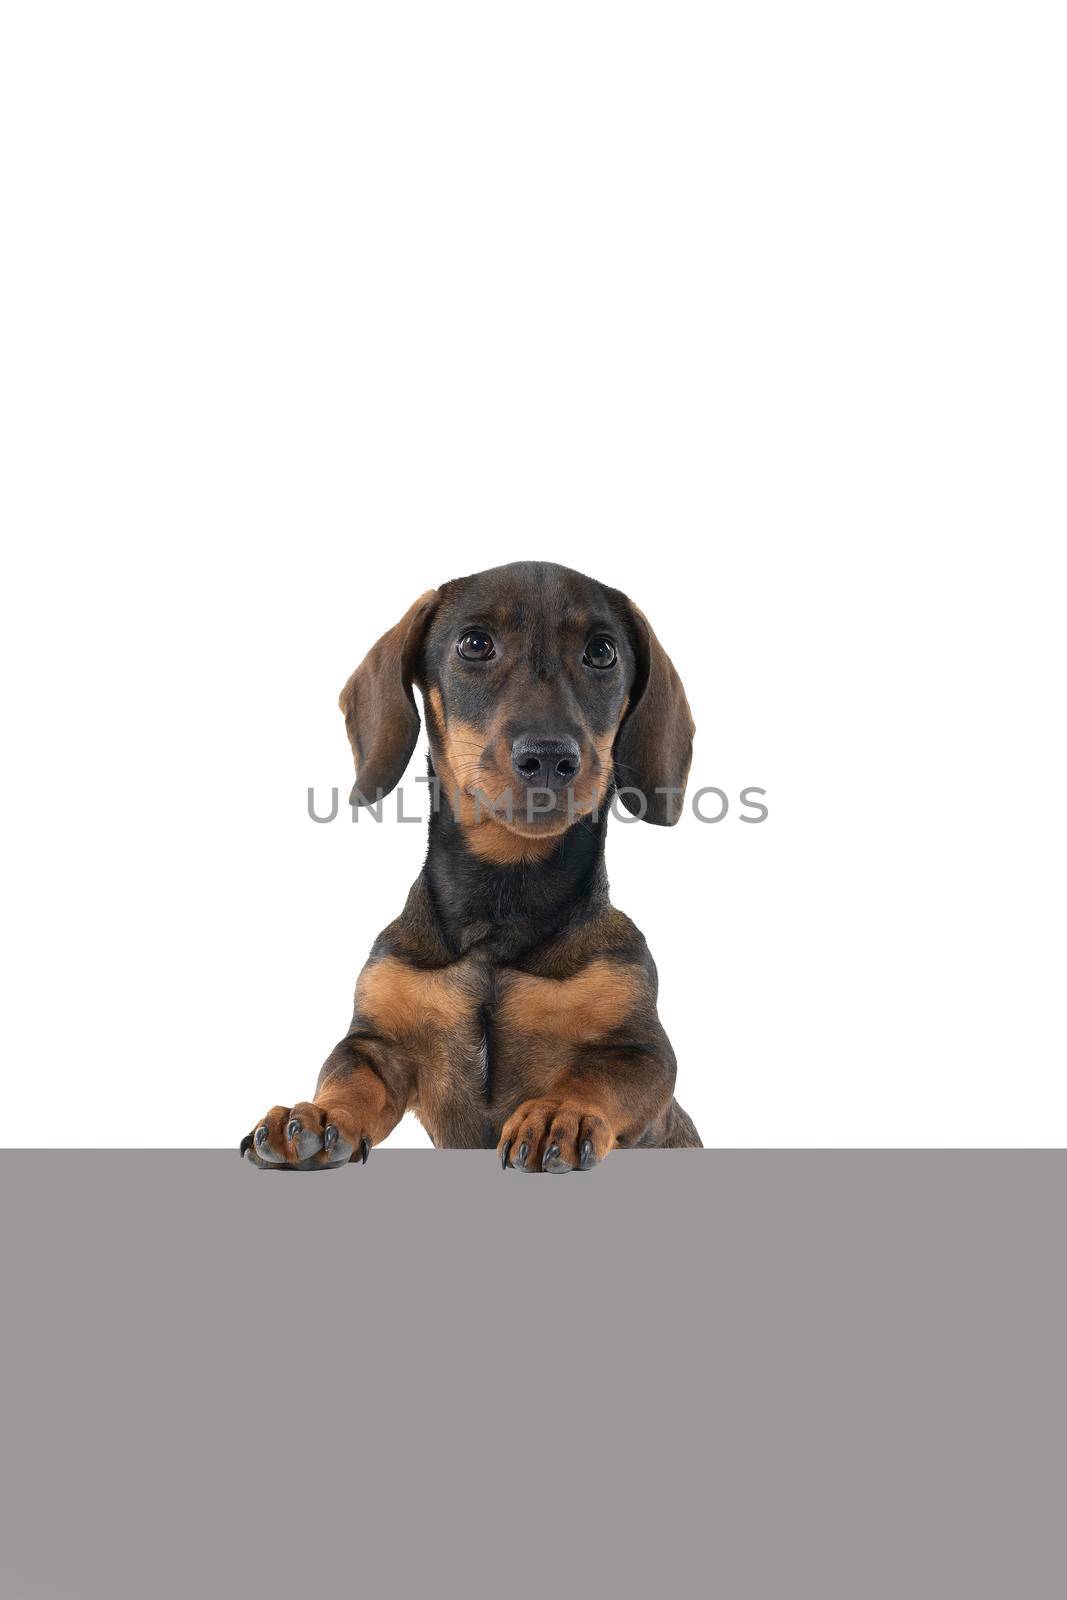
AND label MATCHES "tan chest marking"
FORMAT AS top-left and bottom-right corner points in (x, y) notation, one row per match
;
(498, 959), (646, 1045)
(356, 956), (478, 1043)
